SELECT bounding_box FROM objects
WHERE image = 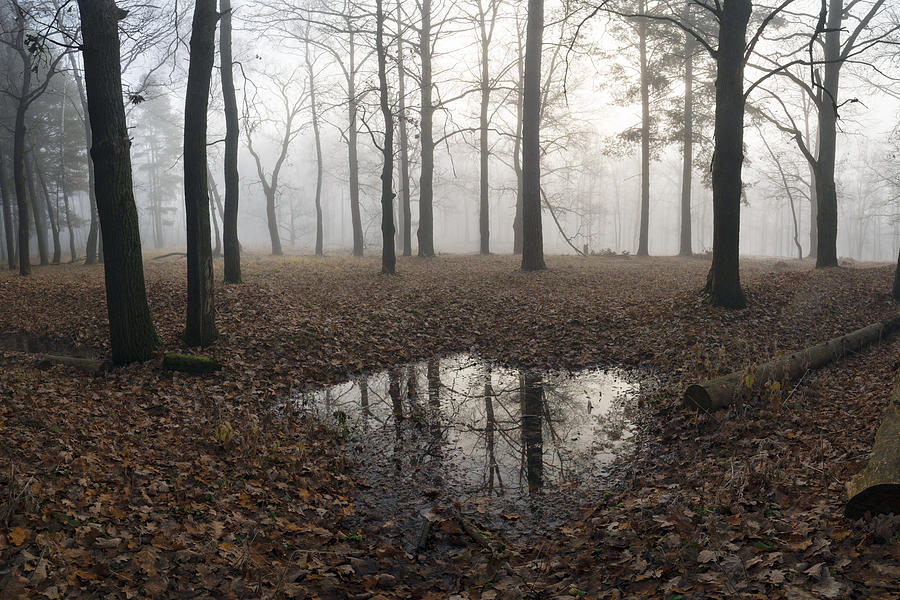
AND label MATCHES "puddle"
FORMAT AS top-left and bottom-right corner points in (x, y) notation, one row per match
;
(0, 332), (93, 358)
(293, 354), (641, 544)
